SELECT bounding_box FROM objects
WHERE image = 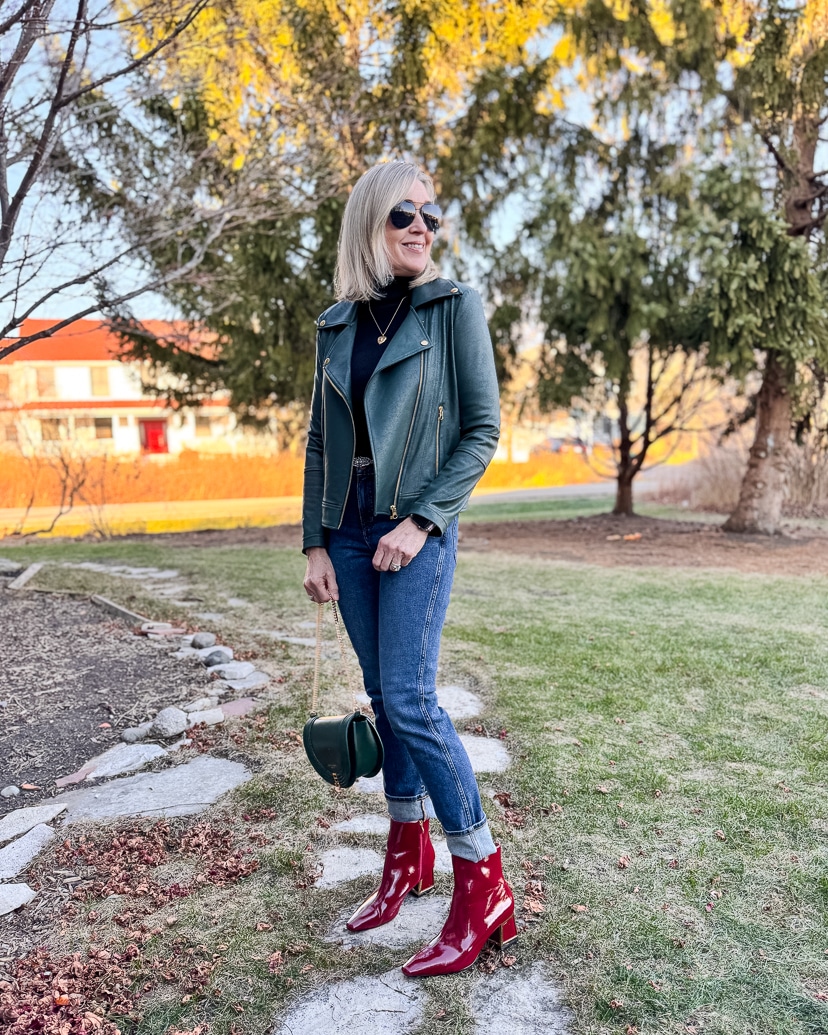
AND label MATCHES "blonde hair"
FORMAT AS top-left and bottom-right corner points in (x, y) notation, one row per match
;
(334, 162), (440, 301)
